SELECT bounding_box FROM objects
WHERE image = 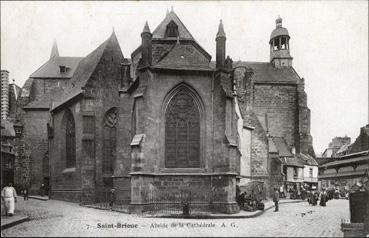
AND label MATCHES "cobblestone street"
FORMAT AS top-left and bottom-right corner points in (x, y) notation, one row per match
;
(1, 198), (349, 237)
